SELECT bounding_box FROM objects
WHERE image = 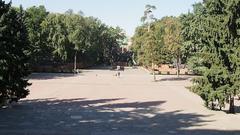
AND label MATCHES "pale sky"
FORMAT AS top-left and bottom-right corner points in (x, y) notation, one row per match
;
(6, 0), (202, 36)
